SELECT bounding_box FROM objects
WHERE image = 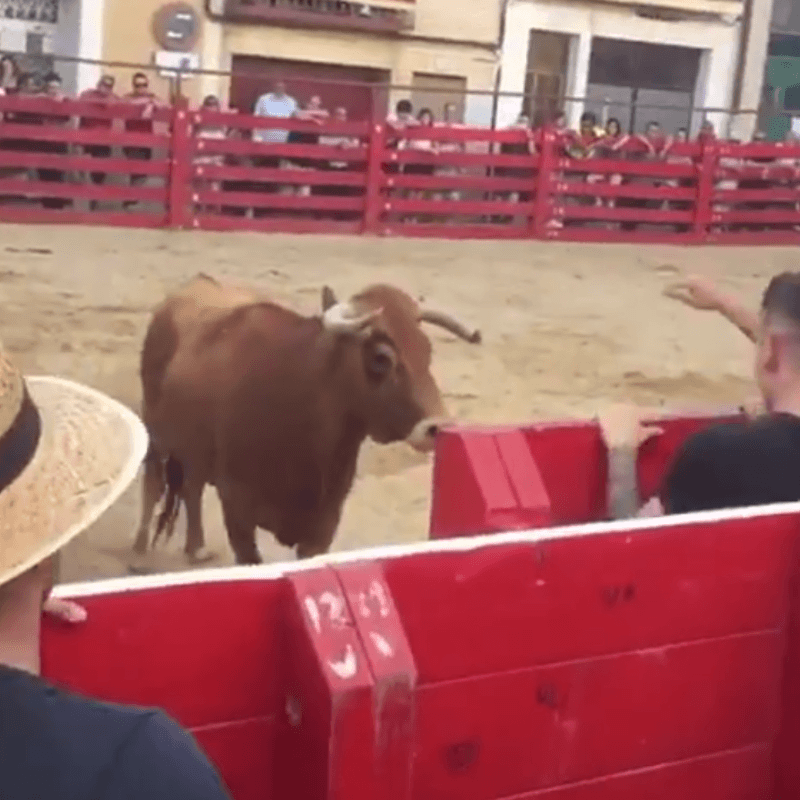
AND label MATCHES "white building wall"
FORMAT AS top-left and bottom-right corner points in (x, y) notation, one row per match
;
(498, 0), (740, 135)
(1, 0), (104, 94)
